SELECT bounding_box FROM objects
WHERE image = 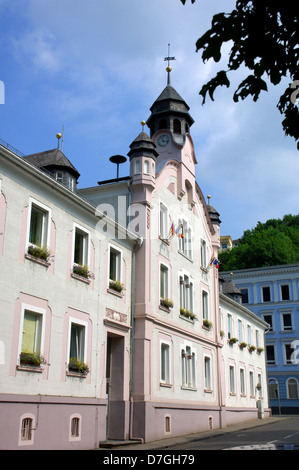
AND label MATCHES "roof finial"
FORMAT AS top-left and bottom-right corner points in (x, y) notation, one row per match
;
(164, 43), (176, 86)
(56, 133), (62, 149)
(141, 120), (146, 132)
